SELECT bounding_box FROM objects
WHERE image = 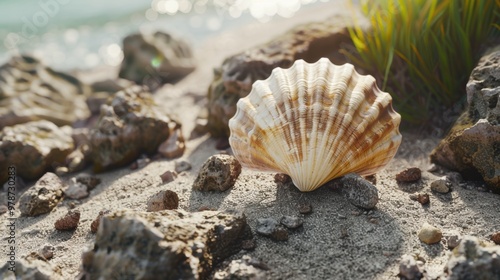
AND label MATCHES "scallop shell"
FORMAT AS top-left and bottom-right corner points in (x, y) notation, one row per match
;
(228, 58), (402, 192)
